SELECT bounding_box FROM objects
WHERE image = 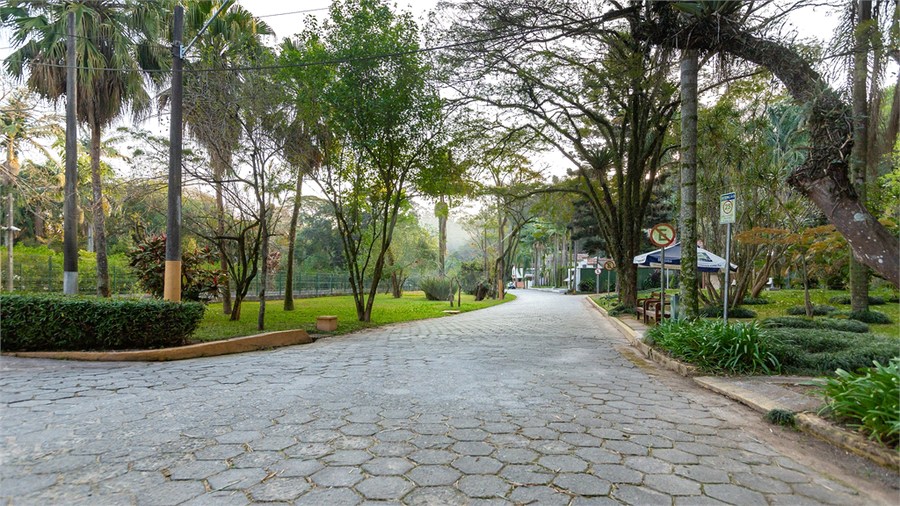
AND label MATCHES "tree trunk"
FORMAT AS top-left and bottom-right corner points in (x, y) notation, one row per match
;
(90, 125), (109, 297)
(284, 173), (303, 310)
(497, 199), (505, 300)
(801, 250), (813, 318)
(258, 208), (267, 332)
(849, 0), (871, 313)
(679, 49), (700, 319)
(216, 156), (232, 315)
(231, 297), (242, 321)
(438, 195), (447, 278)
(33, 201), (43, 239)
(616, 257), (639, 310)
